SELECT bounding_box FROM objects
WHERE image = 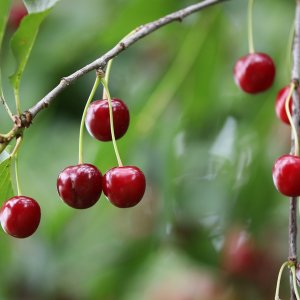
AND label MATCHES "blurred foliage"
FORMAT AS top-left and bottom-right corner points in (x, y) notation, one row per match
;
(0, 0), (297, 299)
